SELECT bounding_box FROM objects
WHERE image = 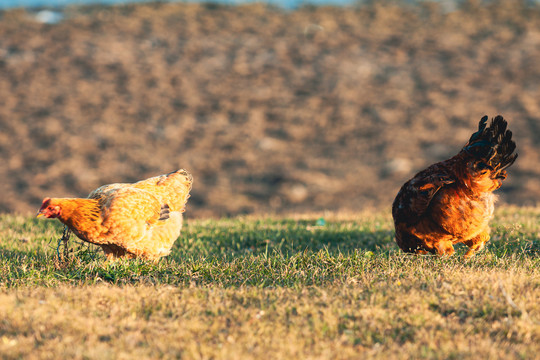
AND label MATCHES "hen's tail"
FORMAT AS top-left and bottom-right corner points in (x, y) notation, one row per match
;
(462, 115), (518, 175)
(134, 169), (193, 212)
